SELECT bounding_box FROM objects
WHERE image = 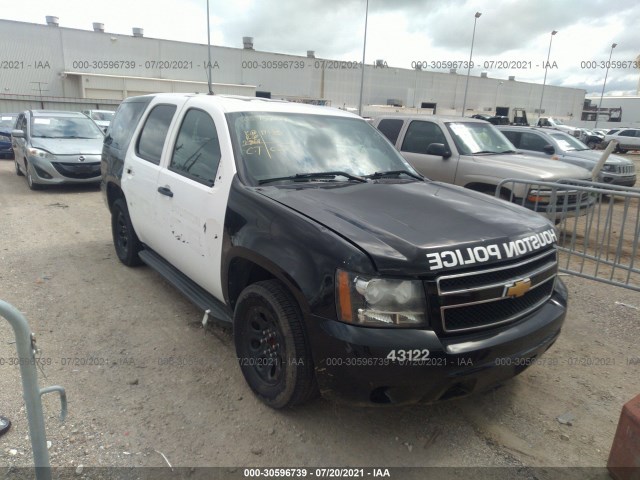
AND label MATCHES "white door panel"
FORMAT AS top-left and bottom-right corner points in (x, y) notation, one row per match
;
(152, 100), (235, 302)
(121, 158), (161, 244)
